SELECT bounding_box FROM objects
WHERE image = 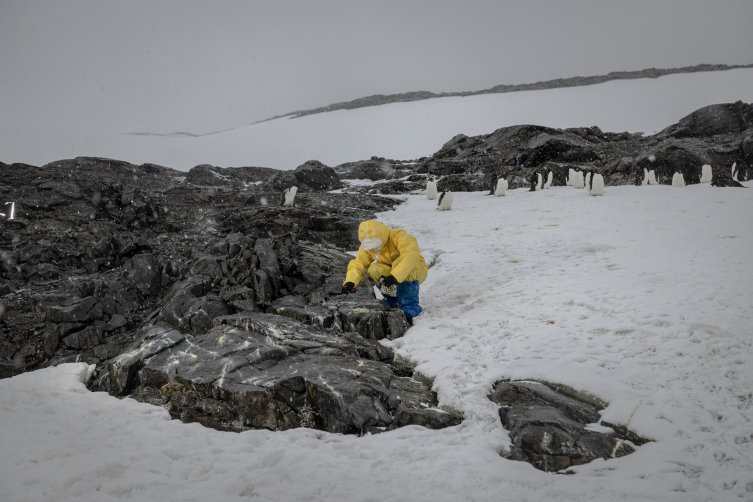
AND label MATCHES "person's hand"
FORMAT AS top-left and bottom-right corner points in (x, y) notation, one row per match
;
(342, 282), (356, 294)
(380, 276), (398, 287)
